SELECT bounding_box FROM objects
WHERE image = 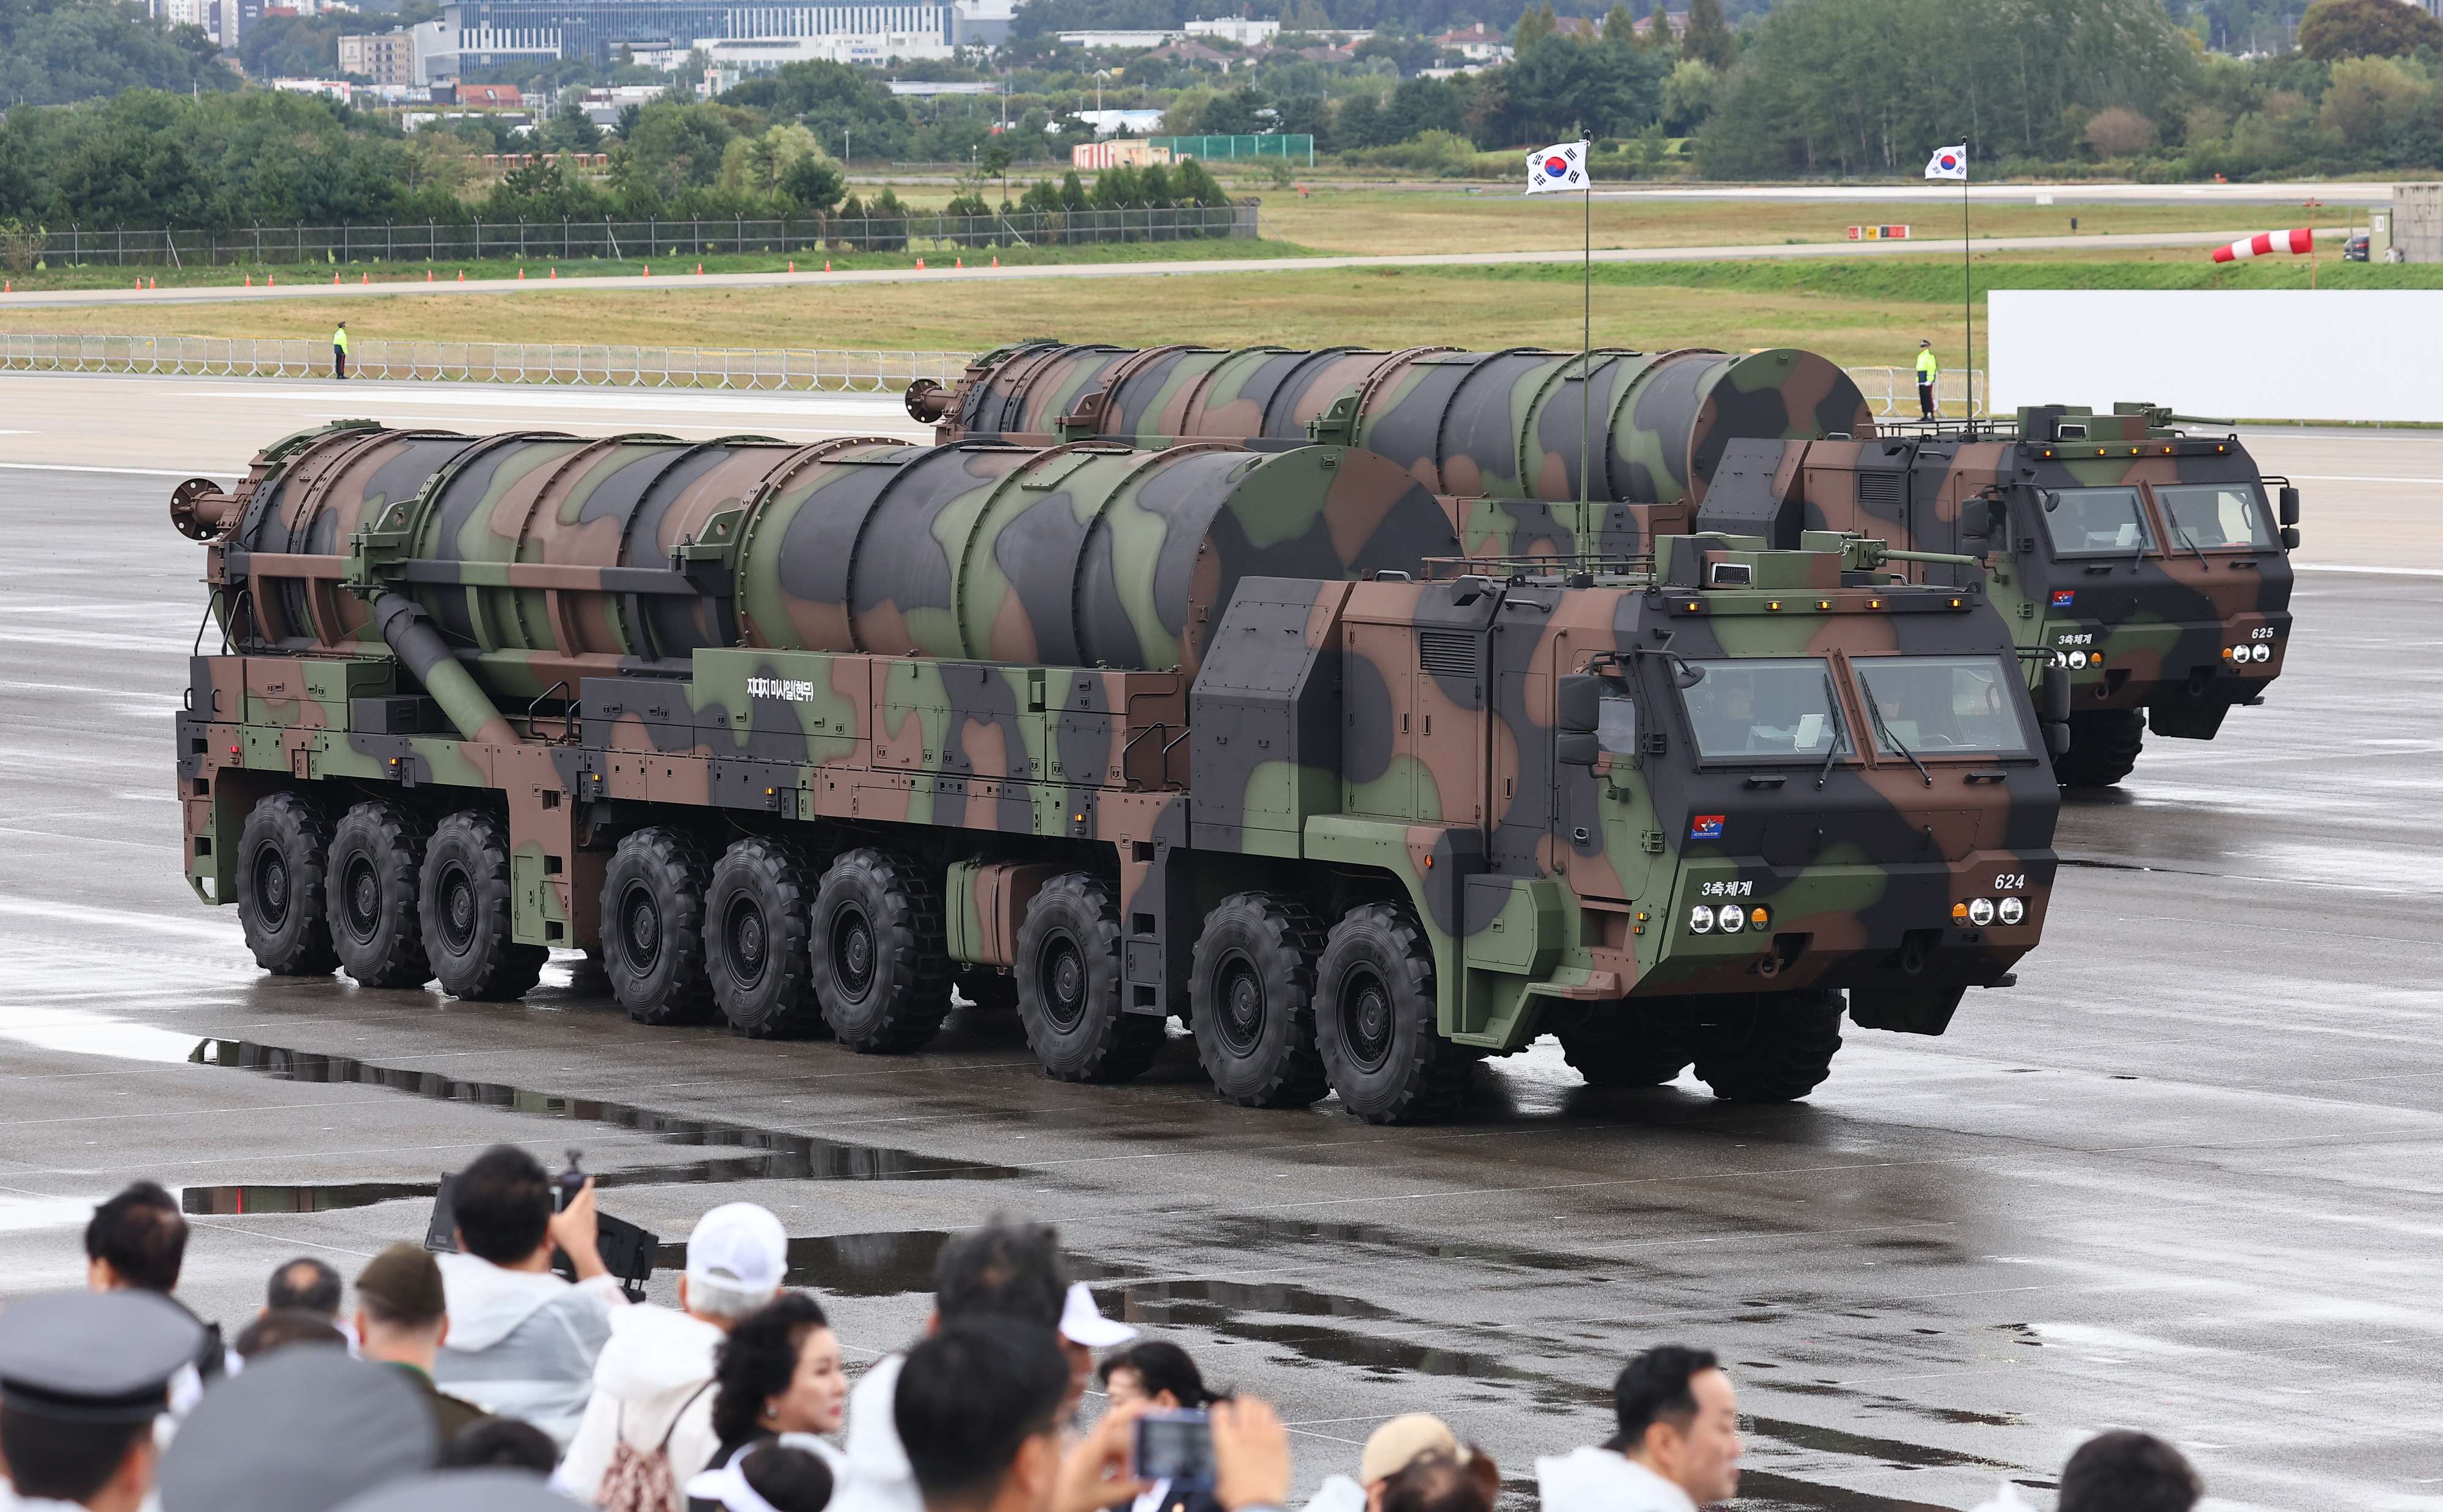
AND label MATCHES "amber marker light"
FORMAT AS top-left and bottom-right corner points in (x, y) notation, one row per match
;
(1750, 904), (1771, 929)
(1951, 901), (1970, 923)
(1767, 601), (1781, 611)
(1816, 600), (1833, 610)
(1868, 598), (1884, 609)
